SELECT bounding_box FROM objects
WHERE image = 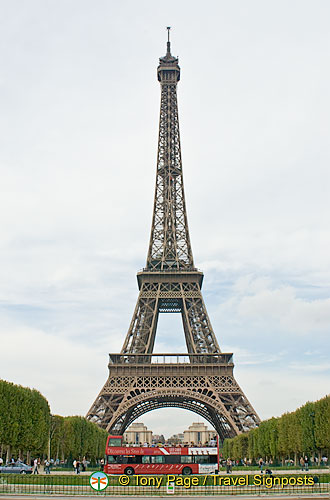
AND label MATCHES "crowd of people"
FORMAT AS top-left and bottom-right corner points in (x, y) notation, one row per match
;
(221, 455), (328, 474)
(72, 458), (90, 474)
(123, 439), (218, 448)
